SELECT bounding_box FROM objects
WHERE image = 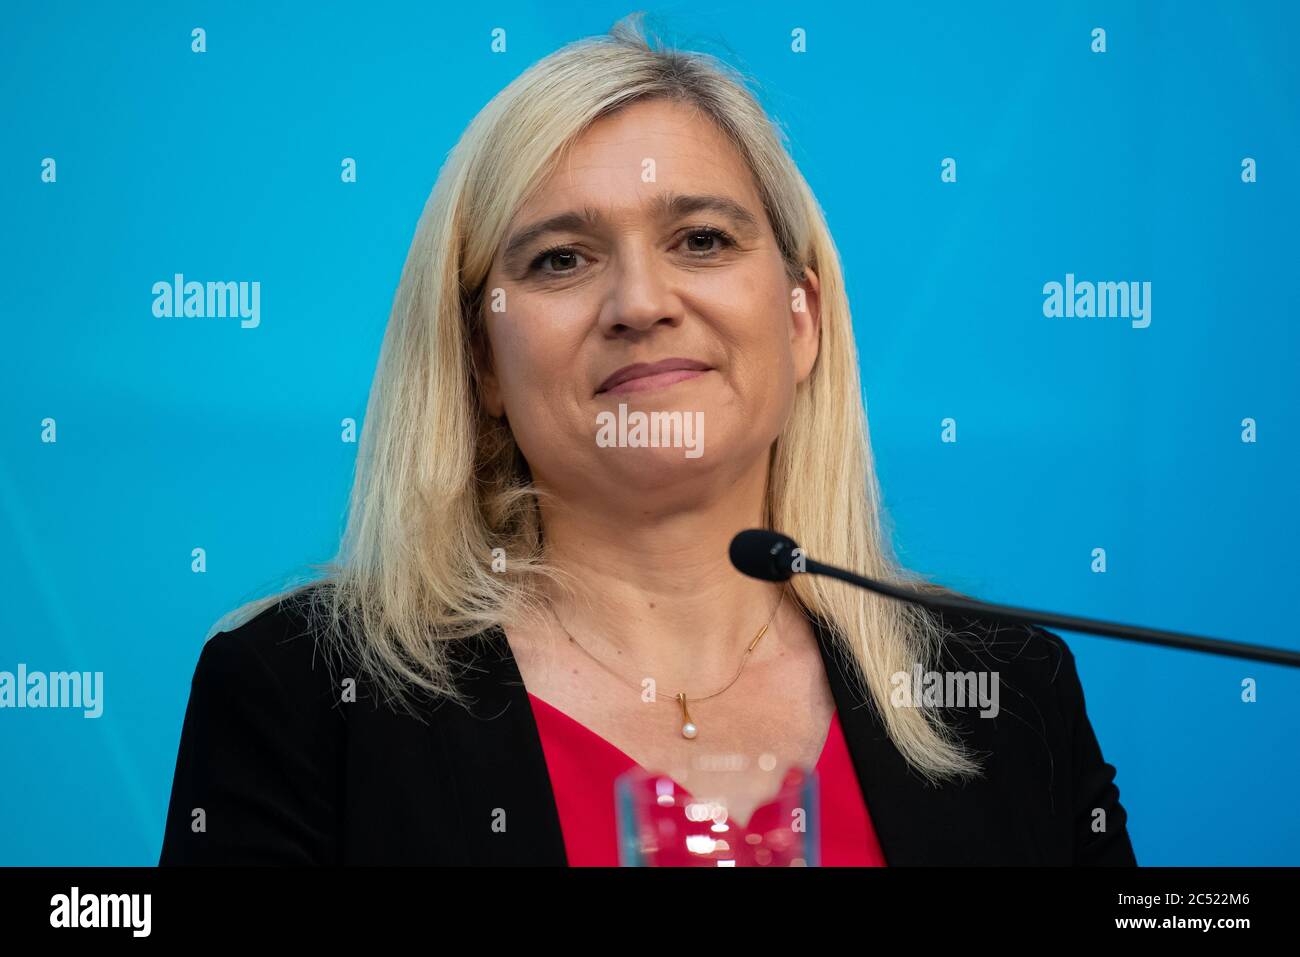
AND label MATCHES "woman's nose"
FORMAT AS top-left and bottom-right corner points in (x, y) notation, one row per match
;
(597, 245), (685, 337)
